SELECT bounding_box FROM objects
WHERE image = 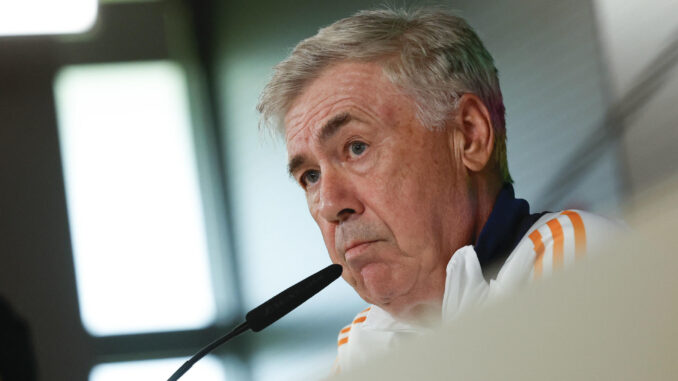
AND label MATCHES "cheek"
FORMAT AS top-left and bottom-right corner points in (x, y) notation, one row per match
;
(370, 152), (453, 253)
